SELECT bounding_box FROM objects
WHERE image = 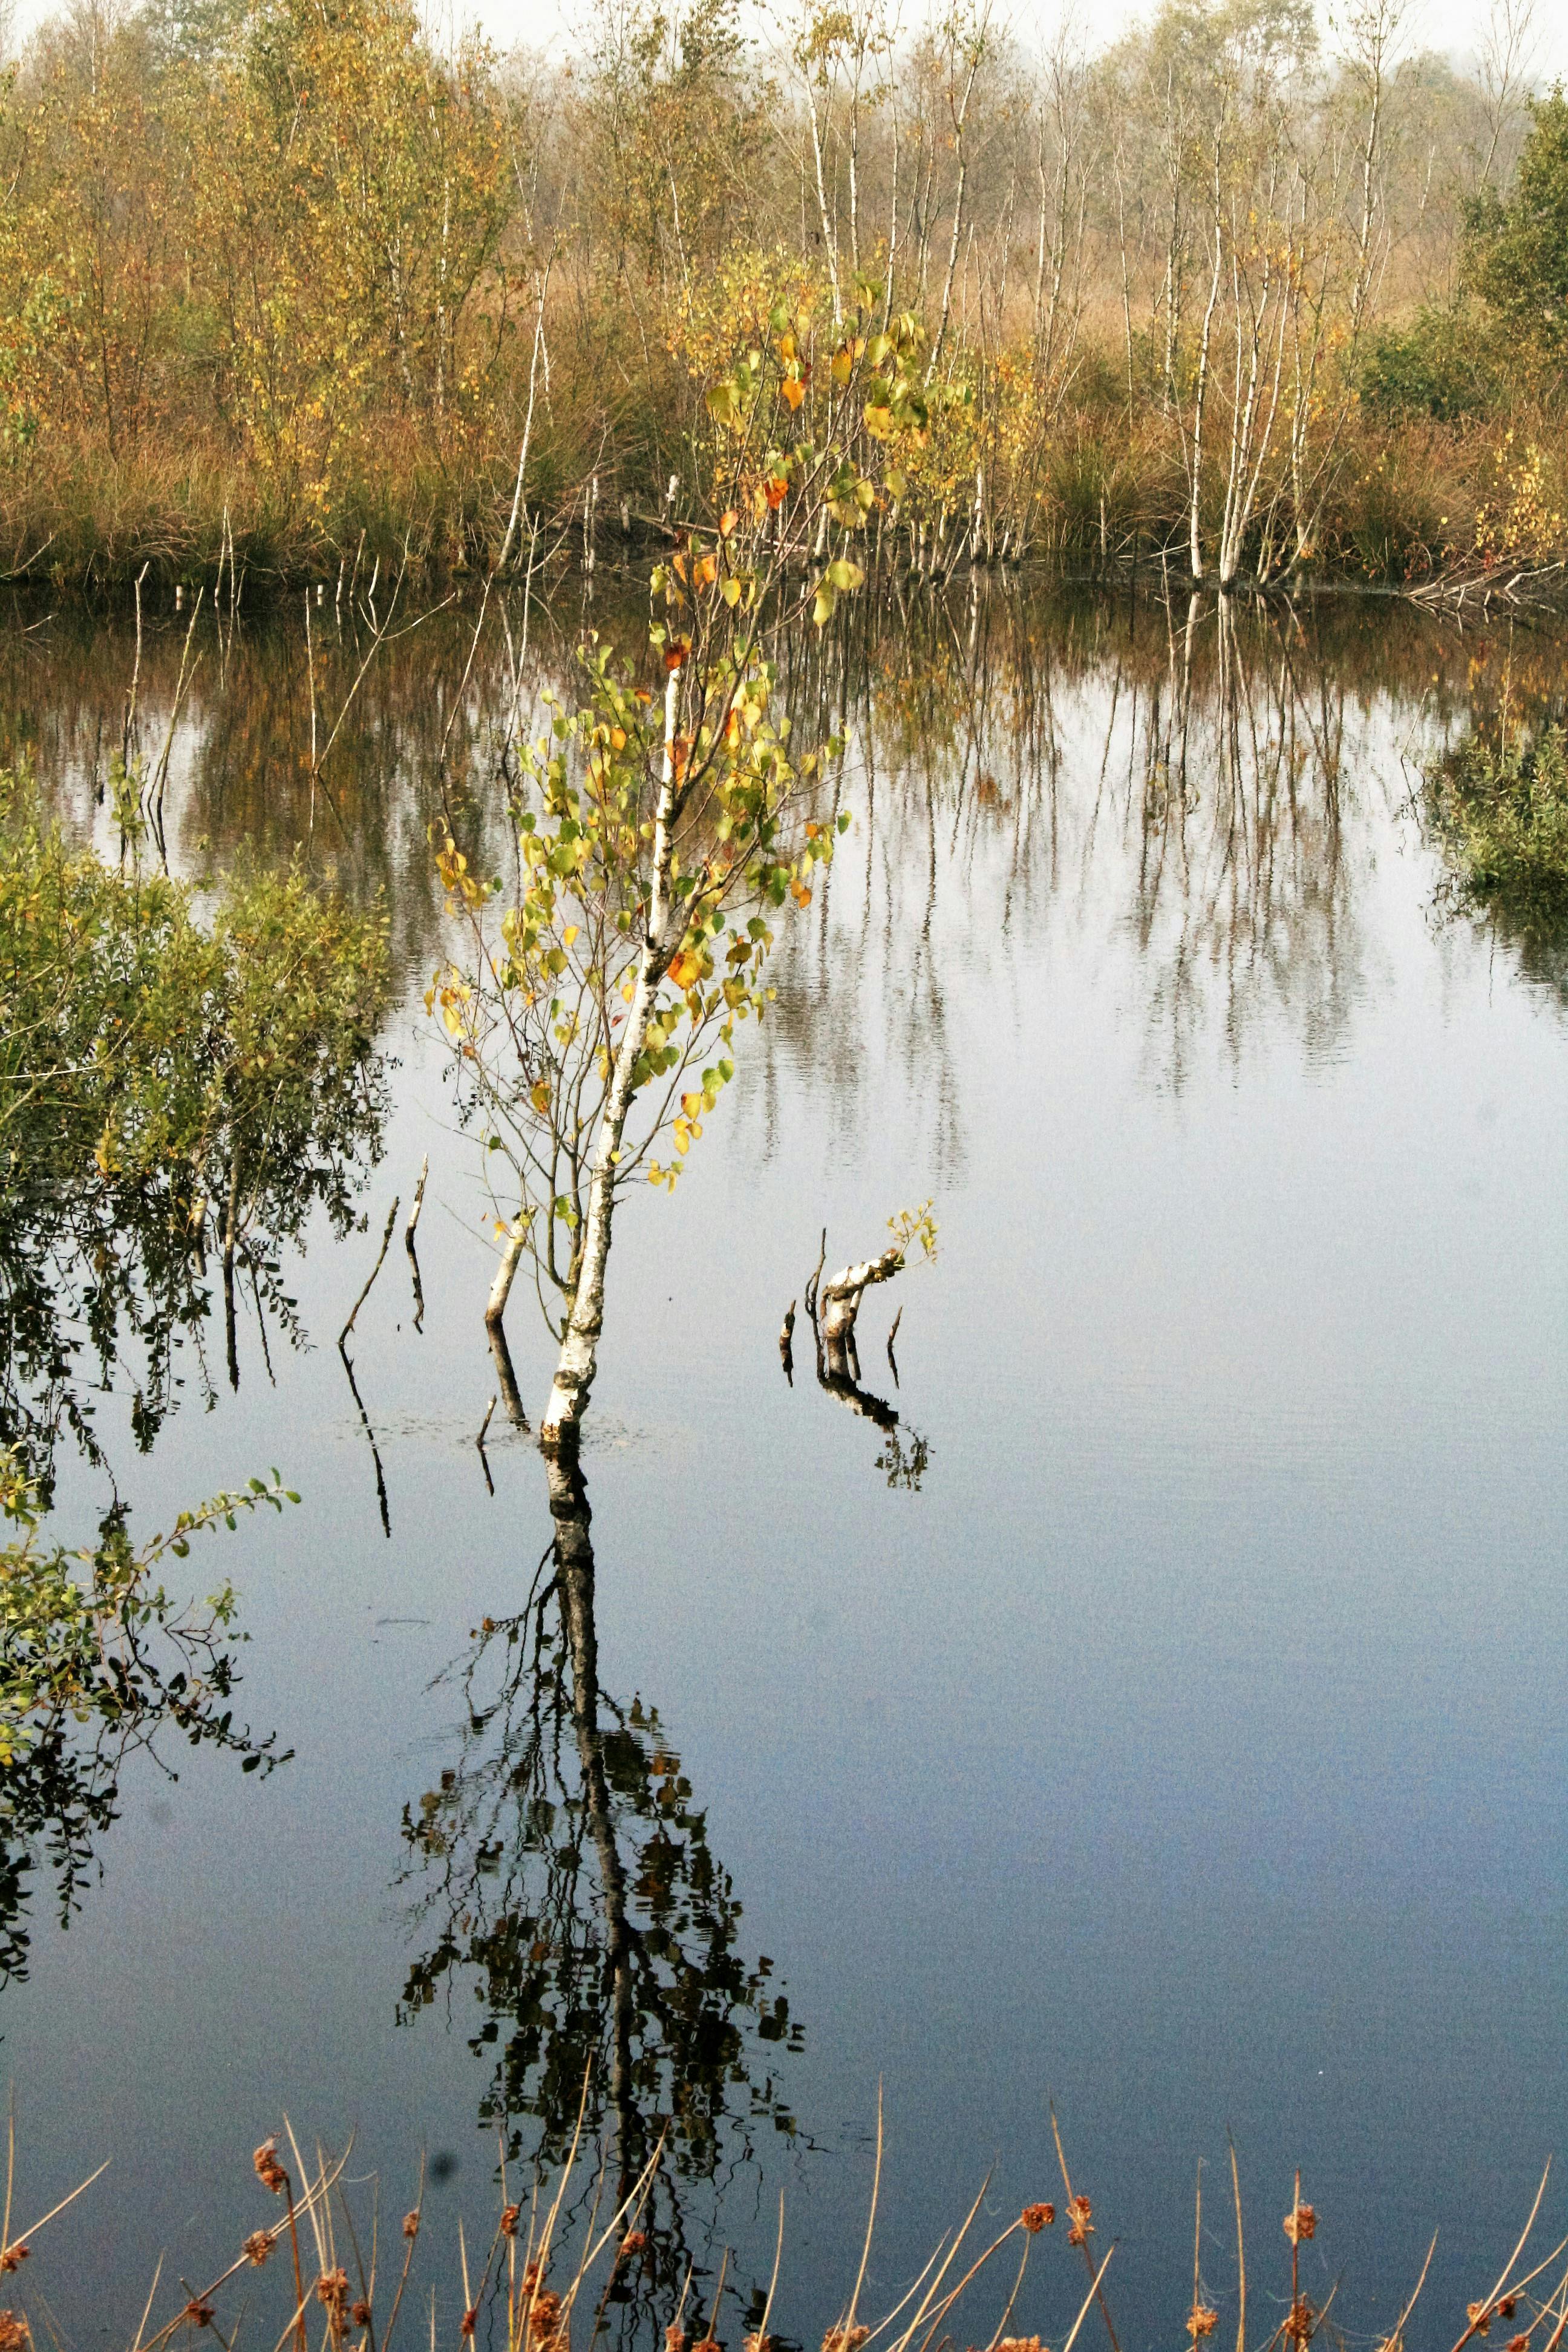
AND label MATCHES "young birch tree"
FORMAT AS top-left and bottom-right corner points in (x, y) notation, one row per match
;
(432, 271), (927, 1445)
